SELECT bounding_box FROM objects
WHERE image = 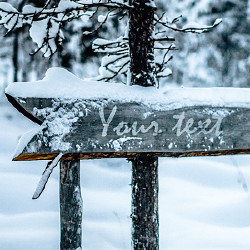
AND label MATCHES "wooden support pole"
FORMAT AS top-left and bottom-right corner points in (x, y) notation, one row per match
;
(131, 155), (159, 249)
(60, 159), (82, 250)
